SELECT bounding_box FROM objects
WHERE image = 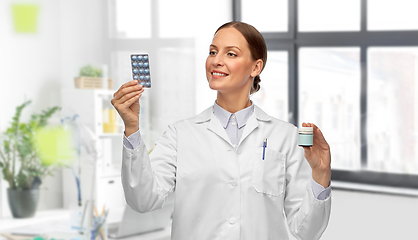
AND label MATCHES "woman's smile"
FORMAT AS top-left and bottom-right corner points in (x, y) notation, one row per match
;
(211, 70), (229, 79)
